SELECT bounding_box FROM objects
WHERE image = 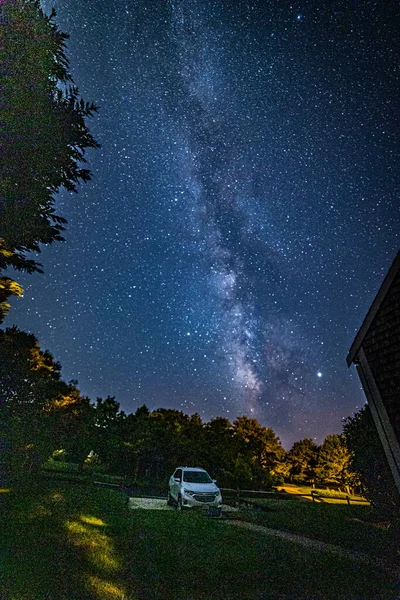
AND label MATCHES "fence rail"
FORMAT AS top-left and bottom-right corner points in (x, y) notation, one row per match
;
(221, 488), (277, 495)
(220, 487), (370, 506)
(310, 490), (370, 505)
